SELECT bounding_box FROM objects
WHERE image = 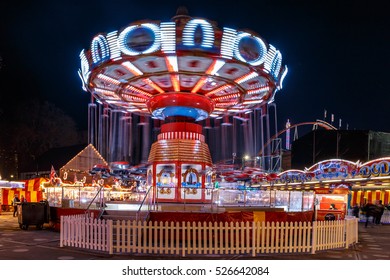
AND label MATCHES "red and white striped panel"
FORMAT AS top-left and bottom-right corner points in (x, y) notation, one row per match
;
(158, 131), (205, 142)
